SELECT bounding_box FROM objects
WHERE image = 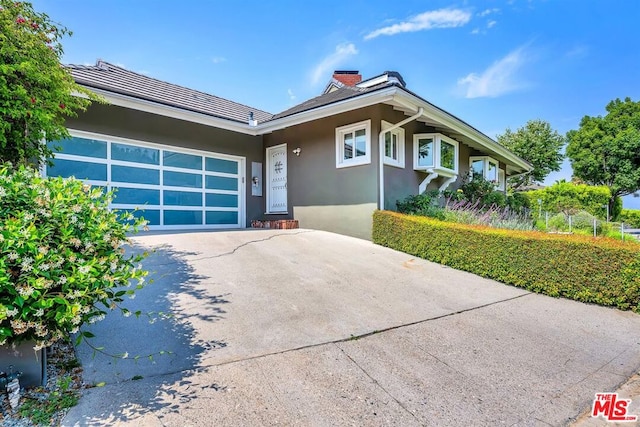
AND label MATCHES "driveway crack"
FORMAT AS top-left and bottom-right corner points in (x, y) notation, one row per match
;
(335, 343), (424, 425)
(189, 230), (314, 262)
